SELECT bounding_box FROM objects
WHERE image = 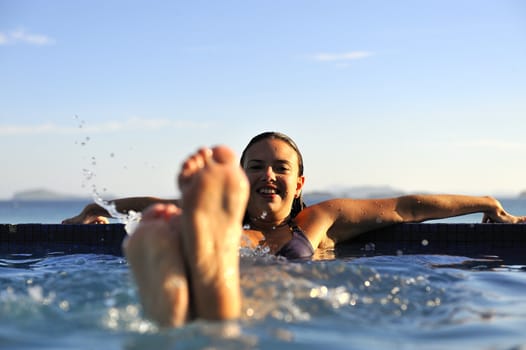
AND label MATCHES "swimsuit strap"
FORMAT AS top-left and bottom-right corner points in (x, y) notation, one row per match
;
(275, 219), (314, 260)
(287, 218), (300, 232)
